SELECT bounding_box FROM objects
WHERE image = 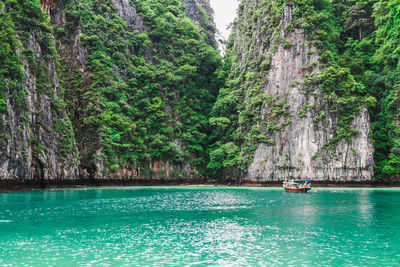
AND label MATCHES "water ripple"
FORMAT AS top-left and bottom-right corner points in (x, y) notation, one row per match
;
(0, 187), (400, 266)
